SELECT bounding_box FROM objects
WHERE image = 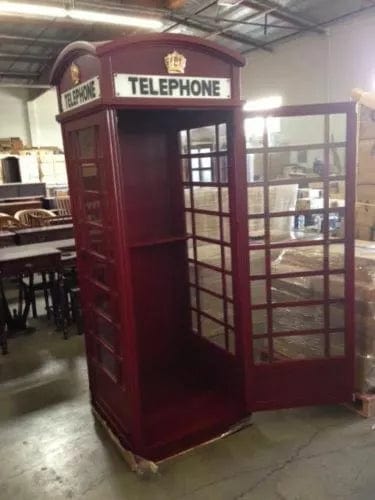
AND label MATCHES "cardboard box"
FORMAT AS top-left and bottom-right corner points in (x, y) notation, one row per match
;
(359, 104), (375, 140)
(356, 202), (375, 225)
(357, 184), (375, 204)
(357, 139), (375, 184)
(0, 137), (23, 152)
